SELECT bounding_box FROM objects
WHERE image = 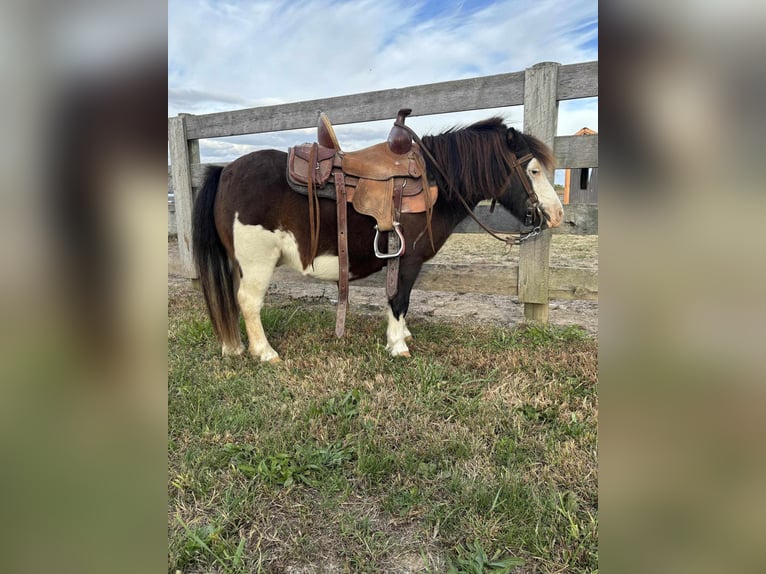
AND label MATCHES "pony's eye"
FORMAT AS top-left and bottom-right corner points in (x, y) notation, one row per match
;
(529, 169), (540, 176)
